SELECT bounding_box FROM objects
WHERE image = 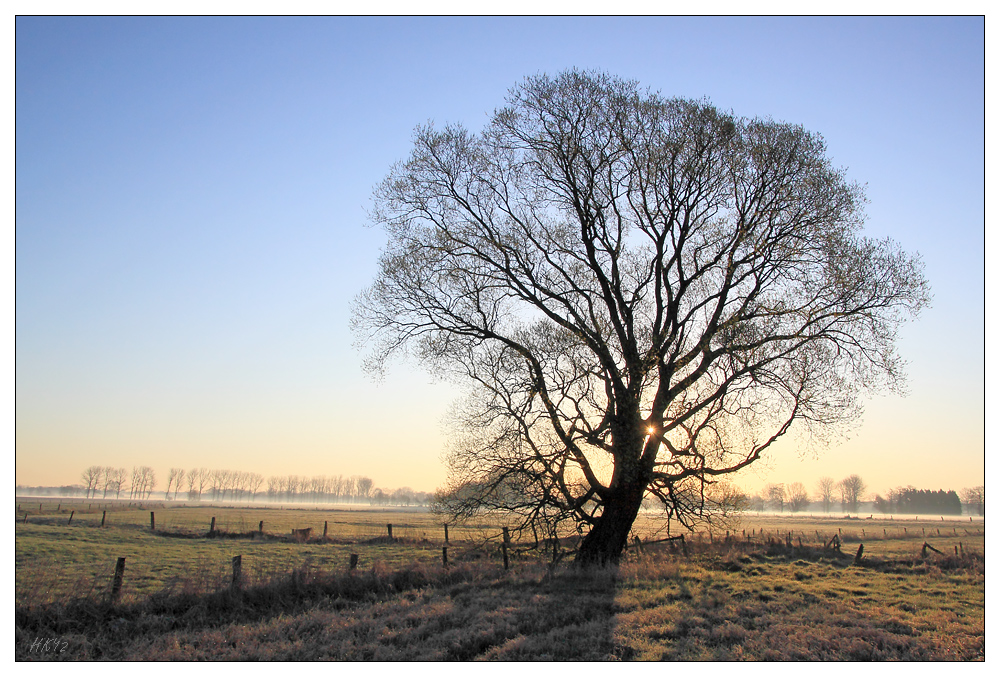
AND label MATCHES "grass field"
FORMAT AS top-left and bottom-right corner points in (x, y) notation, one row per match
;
(15, 498), (985, 660)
